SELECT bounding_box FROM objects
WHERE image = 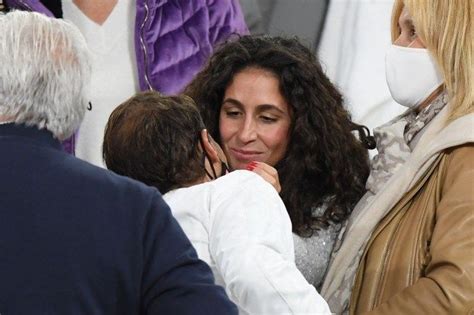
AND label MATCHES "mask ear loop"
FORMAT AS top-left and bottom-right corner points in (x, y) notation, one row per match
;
(208, 155), (218, 179)
(220, 160), (231, 177)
